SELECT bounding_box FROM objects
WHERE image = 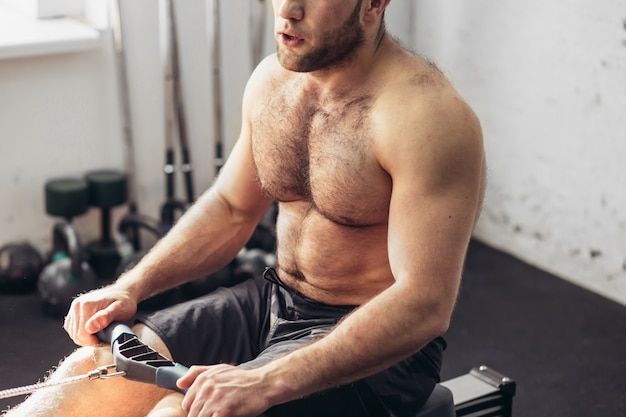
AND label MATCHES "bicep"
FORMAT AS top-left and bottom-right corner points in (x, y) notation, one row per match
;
(387, 174), (480, 297)
(382, 97), (485, 306)
(211, 132), (272, 221)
